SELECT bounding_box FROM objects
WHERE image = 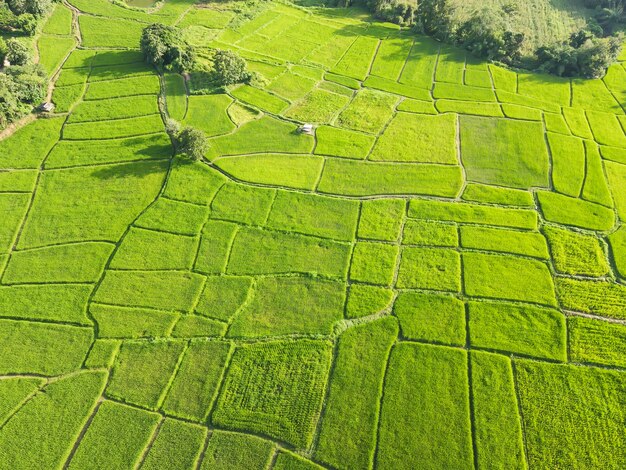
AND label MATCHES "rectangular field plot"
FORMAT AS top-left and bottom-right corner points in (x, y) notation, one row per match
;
(84, 75), (160, 101)
(228, 277), (345, 337)
(285, 89), (350, 124)
(376, 343), (473, 469)
(515, 360), (626, 468)
(267, 191), (359, 241)
(544, 225), (609, 276)
(91, 304), (179, 339)
(0, 320), (92, 375)
(216, 154), (324, 190)
(318, 159), (463, 197)
(461, 183), (534, 206)
(364, 76), (431, 100)
(19, 161), (166, 248)
(460, 116), (550, 189)
(68, 95), (159, 123)
(135, 197), (208, 236)
(314, 125), (375, 159)
(370, 113), (458, 164)
(548, 132), (586, 197)
(195, 276), (252, 321)
(586, 110), (626, 147)
(583, 143), (618, 208)
(331, 36), (378, 80)
(315, 318), (397, 469)
(200, 430), (275, 470)
(0, 194), (29, 253)
(231, 85), (289, 114)
(110, 228), (198, 271)
(141, 419), (206, 470)
(536, 191), (615, 231)
(0, 371), (106, 470)
(408, 199), (538, 229)
(63, 115), (165, 140)
(358, 198), (405, 242)
(403, 219), (458, 247)
(370, 33), (413, 81)
(107, 340), (185, 409)
(45, 133), (172, 168)
(463, 252), (557, 306)
(468, 301), (566, 360)
(609, 226), (626, 279)
(267, 71), (317, 101)
(397, 247), (461, 291)
(350, 242), (398, 286)
(337, 89), (397, 134)
(460, 225), (549, 259)
(68, 401), (160, 469)
(3, 242), (114, 283)
(569, 316), (626, 368)
(163, 157), (226, 205)
(212, 339), (332, 449)
(94, 271), (205, 312)
(162, 340), (231, 421)
(183, 95), (235, 137)
(471, 352), (527, 469)
(556, 278), (626, 320)
(78, 15), (145, 48)
(211, 183), (275, 226)
(52, 84), (85, 113)
(0, 284), (92, 324)
(85, 340), (123, 369)
(207, 116), (314, 158)
(394, 292), (465, 345)
(195, 221), (238, 275)
(227, 227), (351, 278)
(400, 37), (439, 88)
